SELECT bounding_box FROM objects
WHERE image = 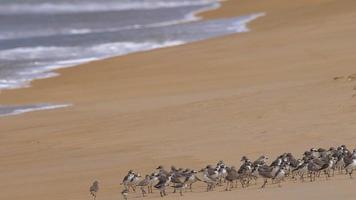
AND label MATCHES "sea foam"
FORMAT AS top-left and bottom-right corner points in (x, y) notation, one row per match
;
(0, 0), (216, 15)
(0, 104), (72, 117)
